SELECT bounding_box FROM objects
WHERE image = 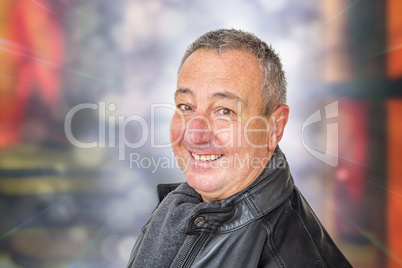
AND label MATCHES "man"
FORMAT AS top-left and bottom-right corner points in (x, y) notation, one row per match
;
(127, 29), (352, 267)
